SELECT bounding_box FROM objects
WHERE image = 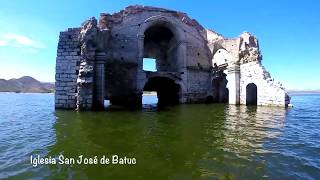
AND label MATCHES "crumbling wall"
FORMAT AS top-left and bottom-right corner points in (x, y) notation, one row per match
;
(240, 62), (289, 106)
(238, 32), (289, 106)
(55, 5), (290, 110)
(76, 17), (98, 110)
(100, 10), (141, 106)
(210, 32), (290, 107)
(99, 6), (212, 104)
